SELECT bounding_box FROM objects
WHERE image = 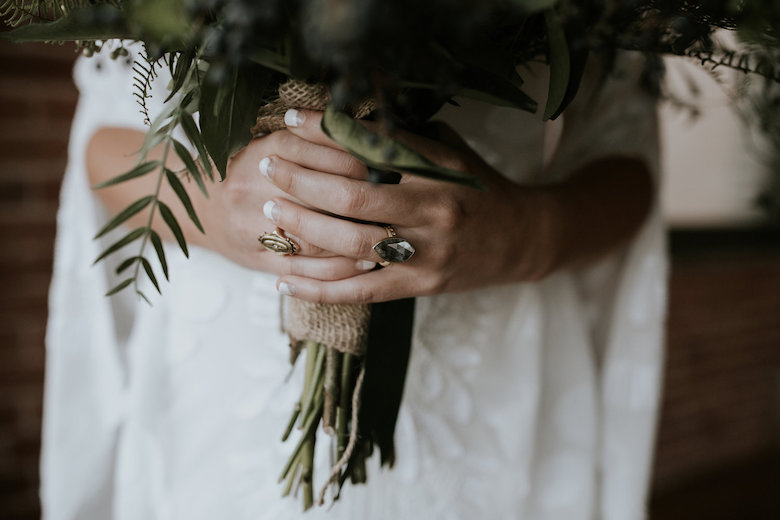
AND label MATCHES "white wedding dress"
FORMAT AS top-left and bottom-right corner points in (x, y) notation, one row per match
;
(42, 45), (667, 520)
